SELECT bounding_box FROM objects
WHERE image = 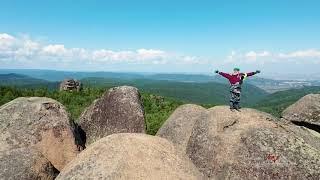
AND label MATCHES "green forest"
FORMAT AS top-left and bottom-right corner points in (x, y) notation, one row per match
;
(252, 86), (320, 117)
